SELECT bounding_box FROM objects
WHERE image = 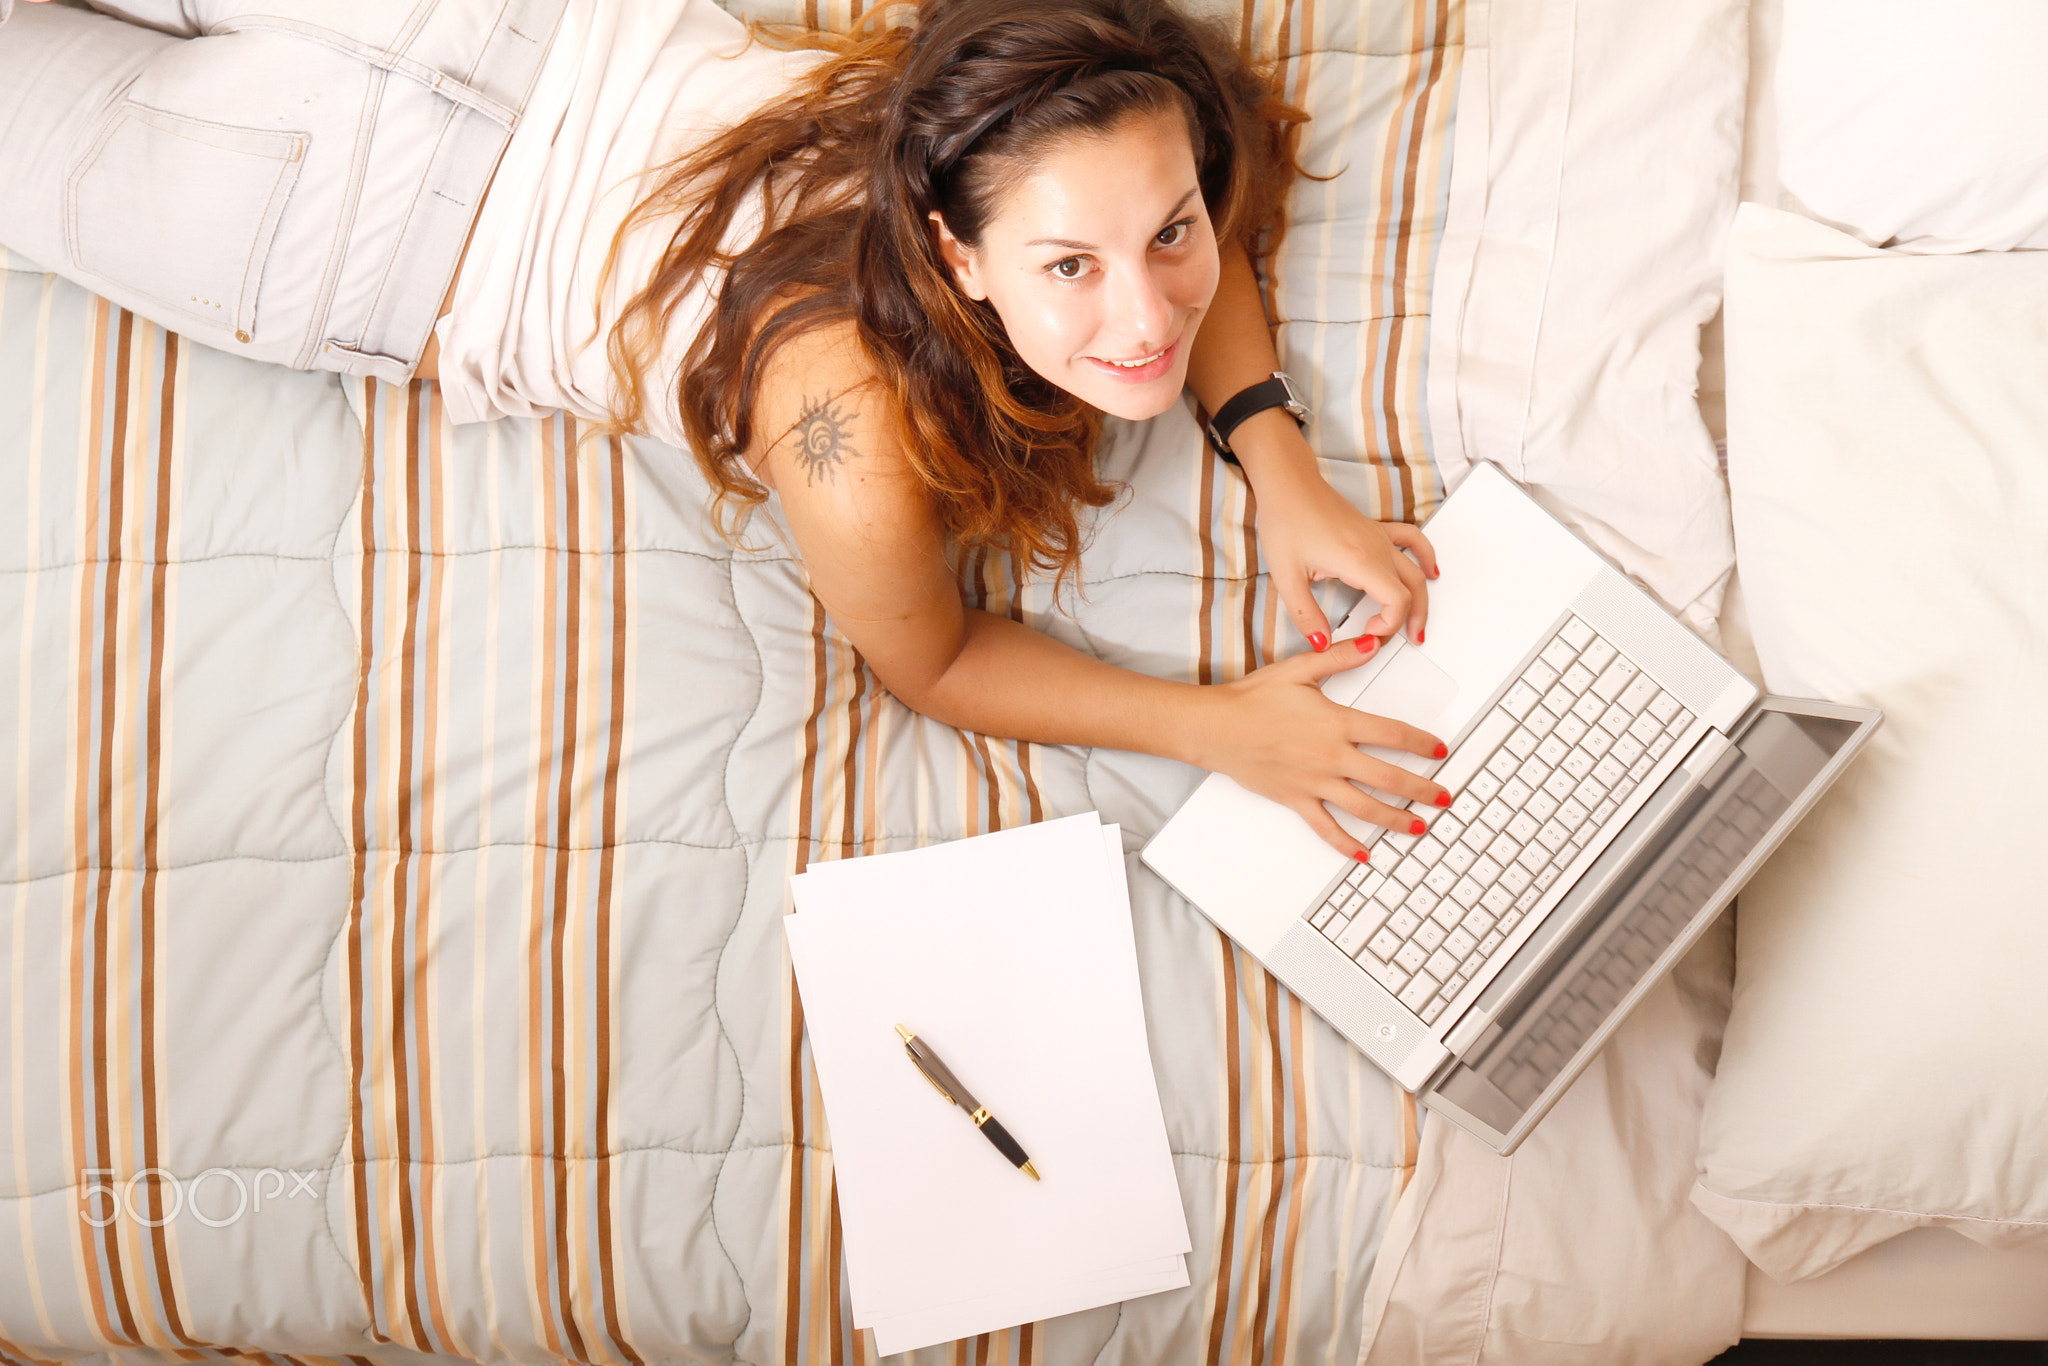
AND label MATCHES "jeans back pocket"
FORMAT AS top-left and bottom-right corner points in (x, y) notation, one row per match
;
(66, 102), (307, 343)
